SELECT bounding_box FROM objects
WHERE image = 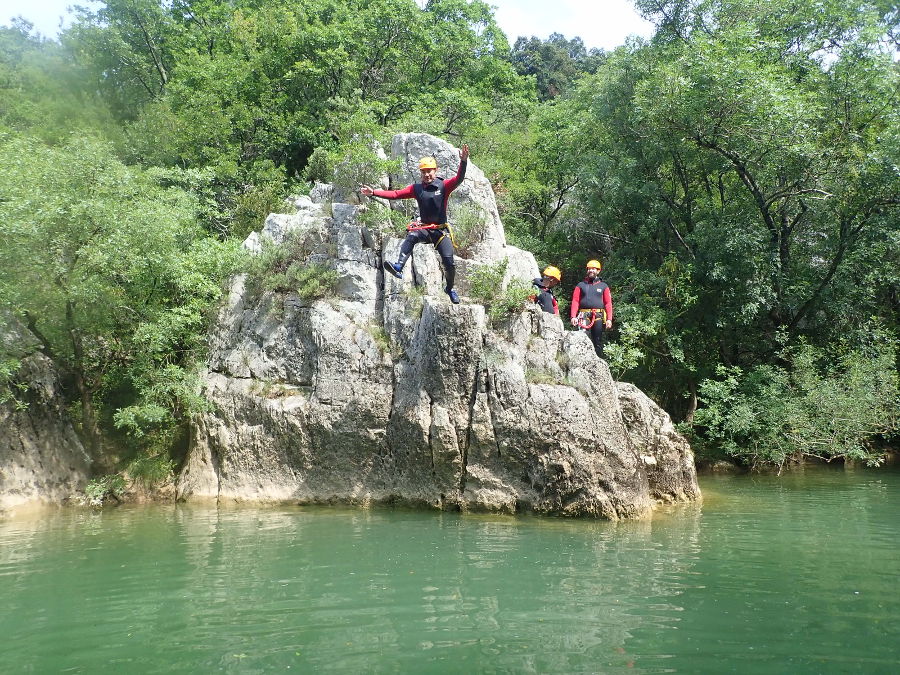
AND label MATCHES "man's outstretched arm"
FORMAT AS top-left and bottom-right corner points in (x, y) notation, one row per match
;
(360, 183), (415, 199)
(444, 144), (469, 193)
